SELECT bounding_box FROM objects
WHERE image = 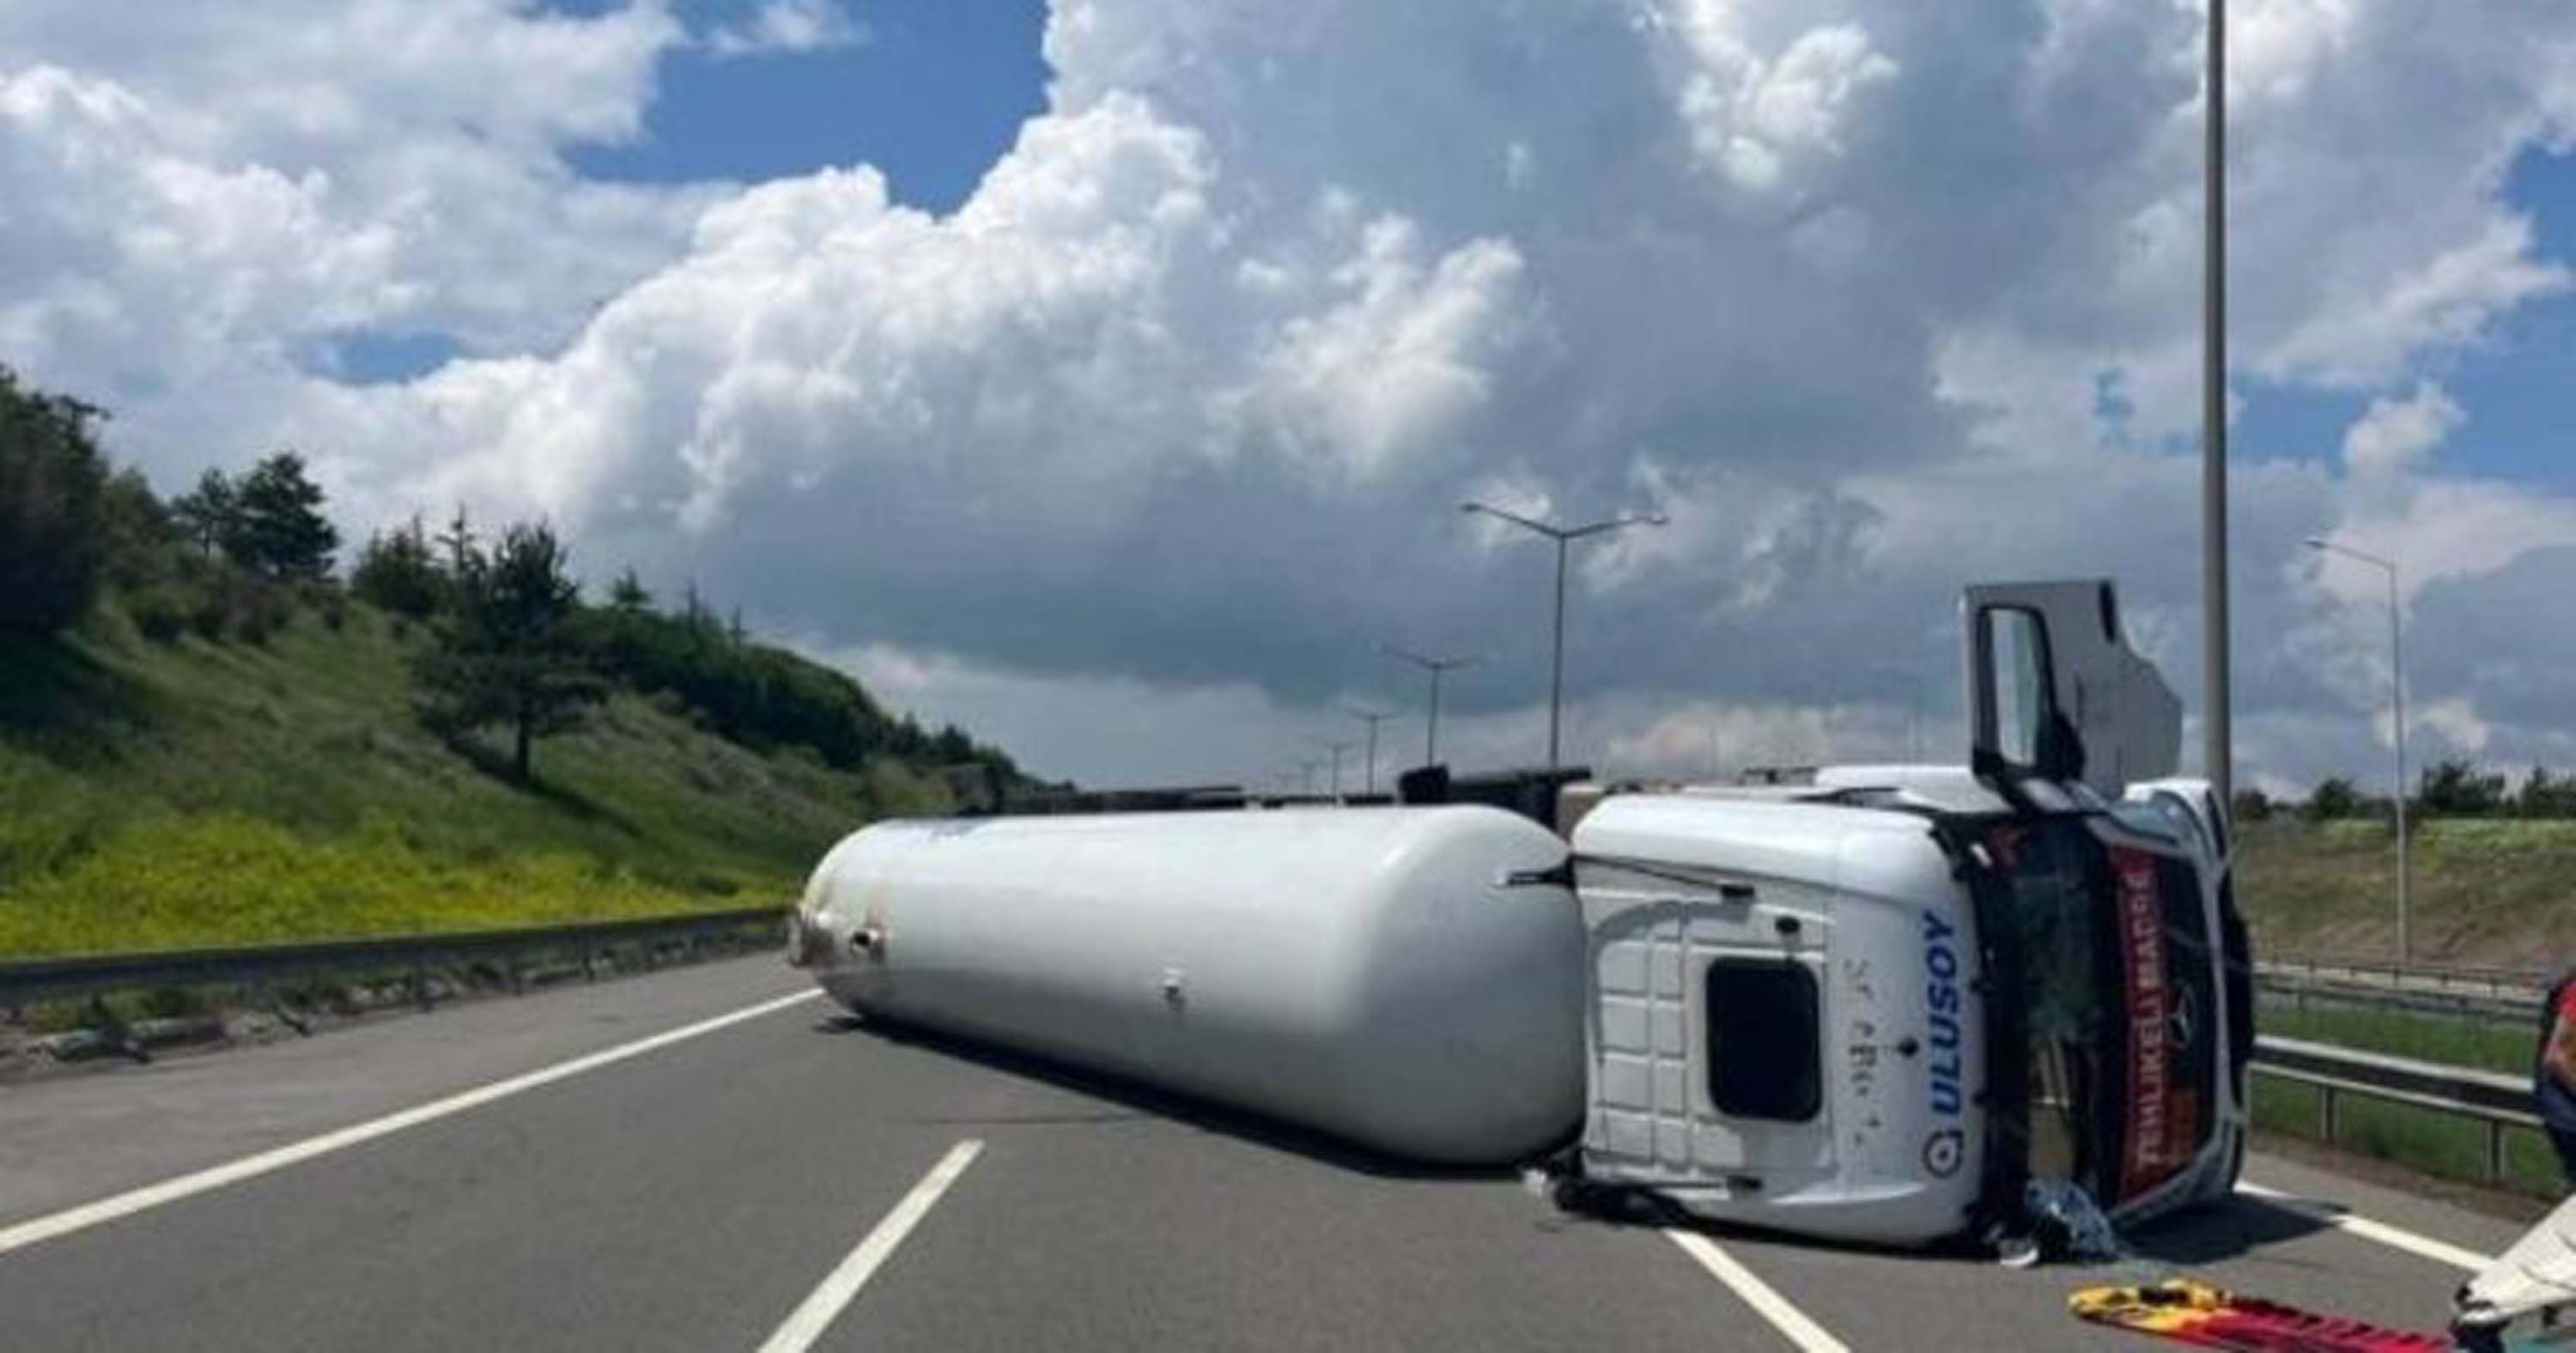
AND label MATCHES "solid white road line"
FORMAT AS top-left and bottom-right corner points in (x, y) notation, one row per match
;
(755, 1139), (986, 1353)
(1663, 1229), (1852, 1353)
(0, 988), (822, 1259)
(2239, 1181), (2494, 1272)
